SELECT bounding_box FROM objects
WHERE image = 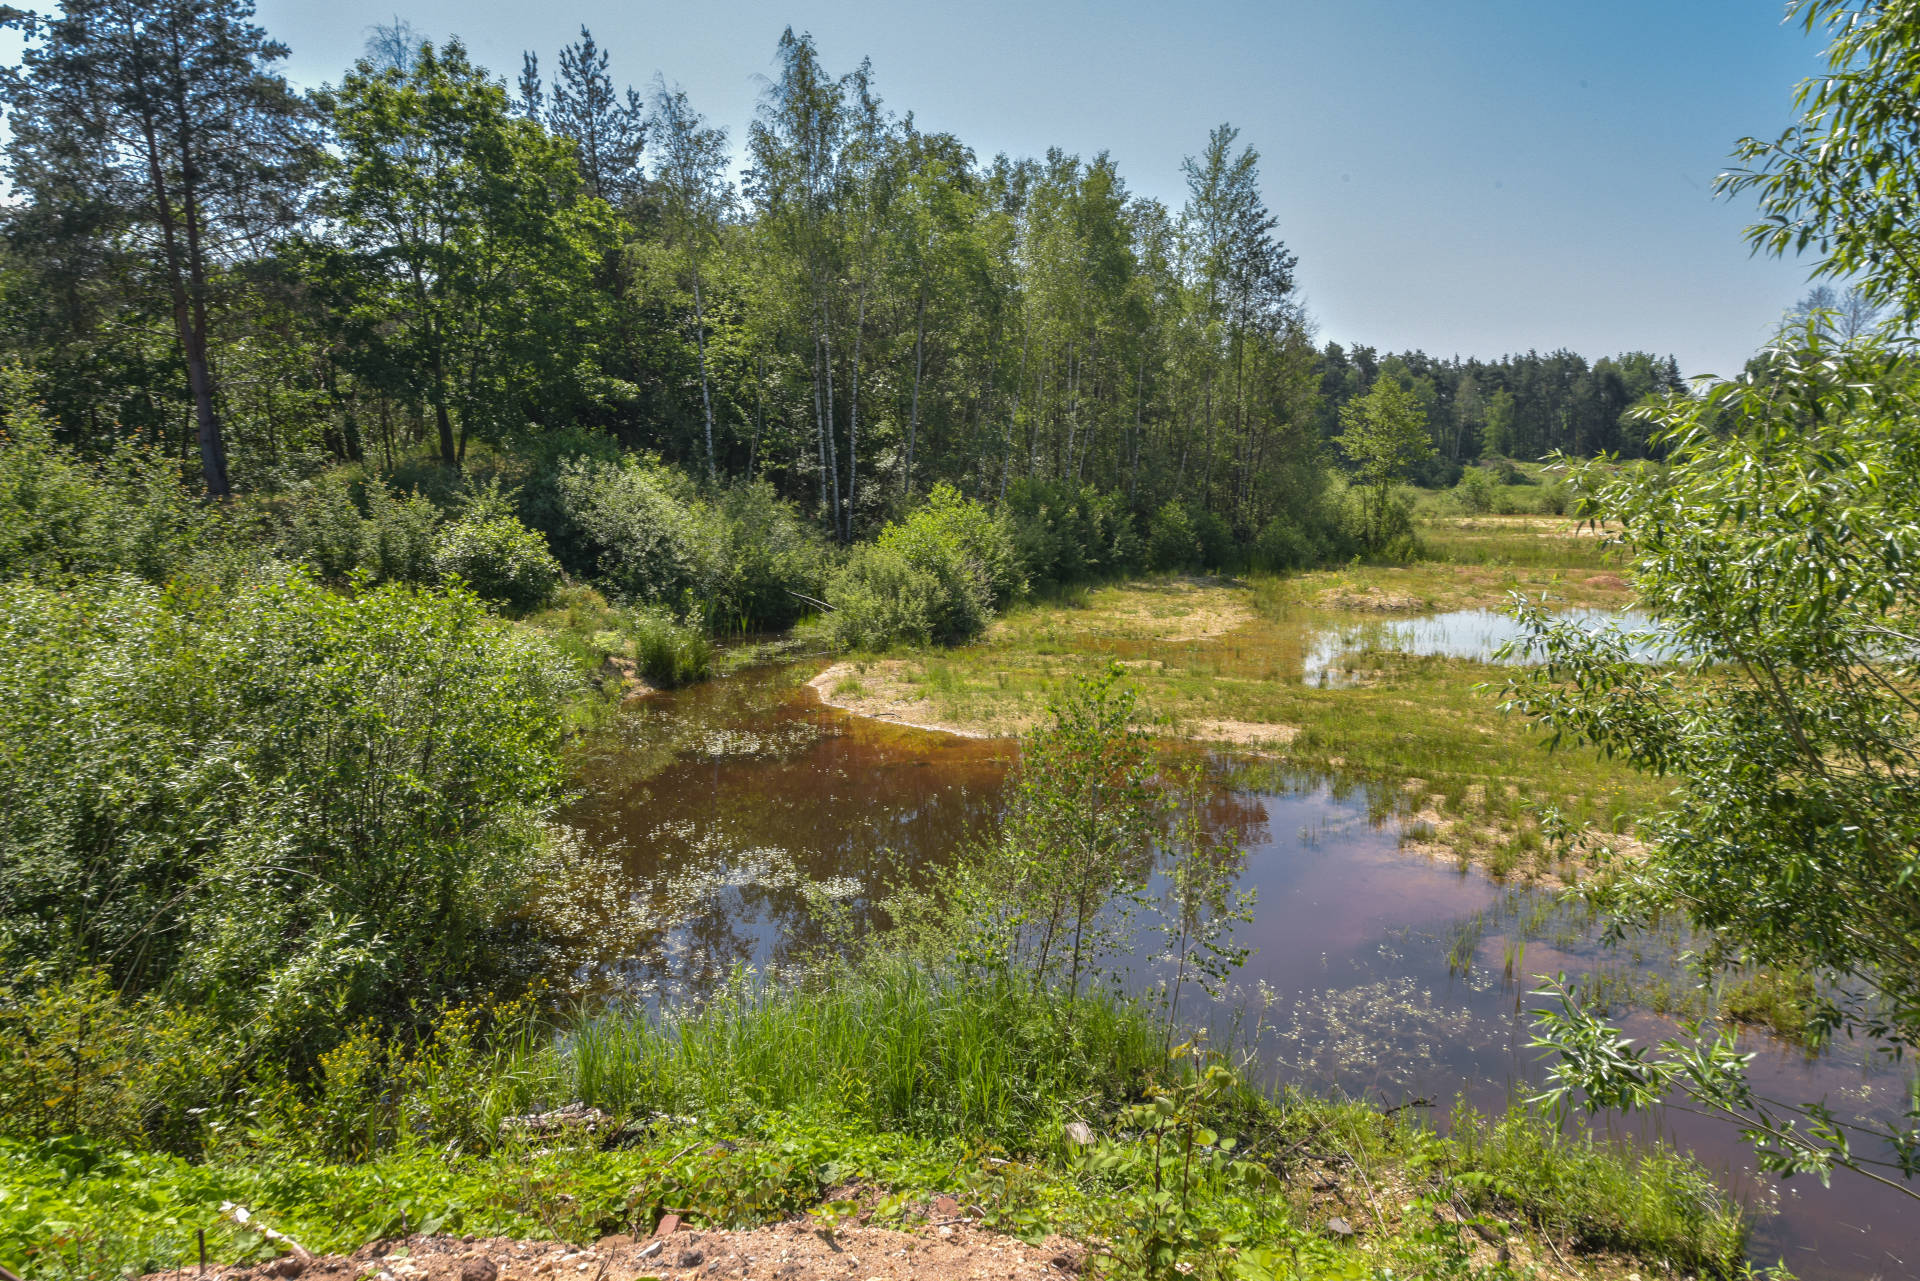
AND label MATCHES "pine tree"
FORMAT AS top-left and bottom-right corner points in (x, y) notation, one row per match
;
(1, 0), (318, 495)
